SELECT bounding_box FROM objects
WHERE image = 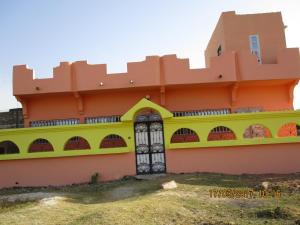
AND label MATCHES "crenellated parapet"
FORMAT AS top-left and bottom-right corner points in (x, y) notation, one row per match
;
(13, 49), (300, 97)
(71, 56), (161, 92)
(161, 51), (237, 85)
(13, 62), (72, 95)
(238, 48), (300, 81)
(13, 56), (162, 96)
